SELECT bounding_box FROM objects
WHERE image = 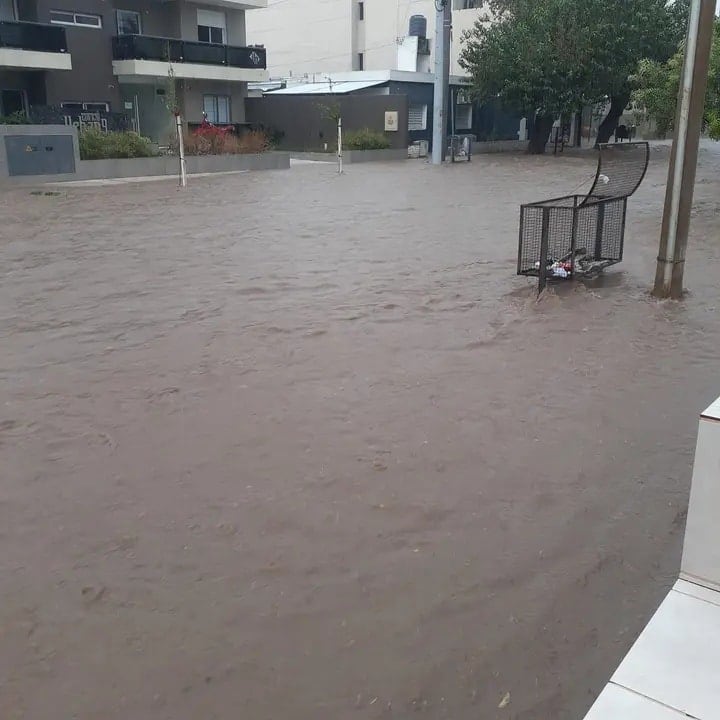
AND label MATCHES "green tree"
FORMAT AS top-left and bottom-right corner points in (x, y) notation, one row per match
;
(632, 19), (720, 139)
(460, 0), (687, 153)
